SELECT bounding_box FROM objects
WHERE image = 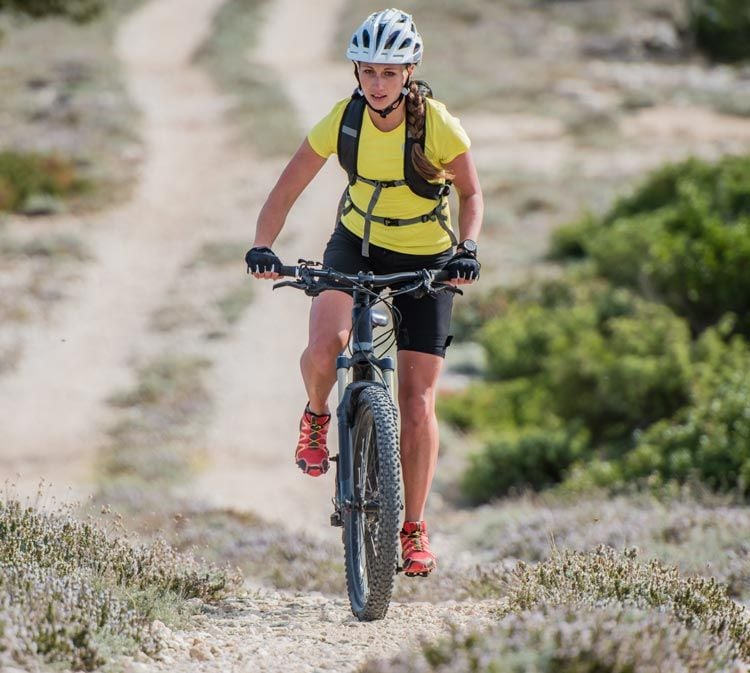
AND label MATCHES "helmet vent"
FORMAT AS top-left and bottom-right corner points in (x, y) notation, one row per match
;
(375, 24), (384, 48)
(346, 9), (423, 64)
